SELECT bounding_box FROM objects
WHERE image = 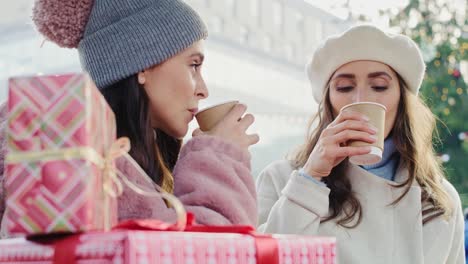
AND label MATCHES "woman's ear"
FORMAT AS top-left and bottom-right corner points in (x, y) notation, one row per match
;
(137, 71), (146, 85)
